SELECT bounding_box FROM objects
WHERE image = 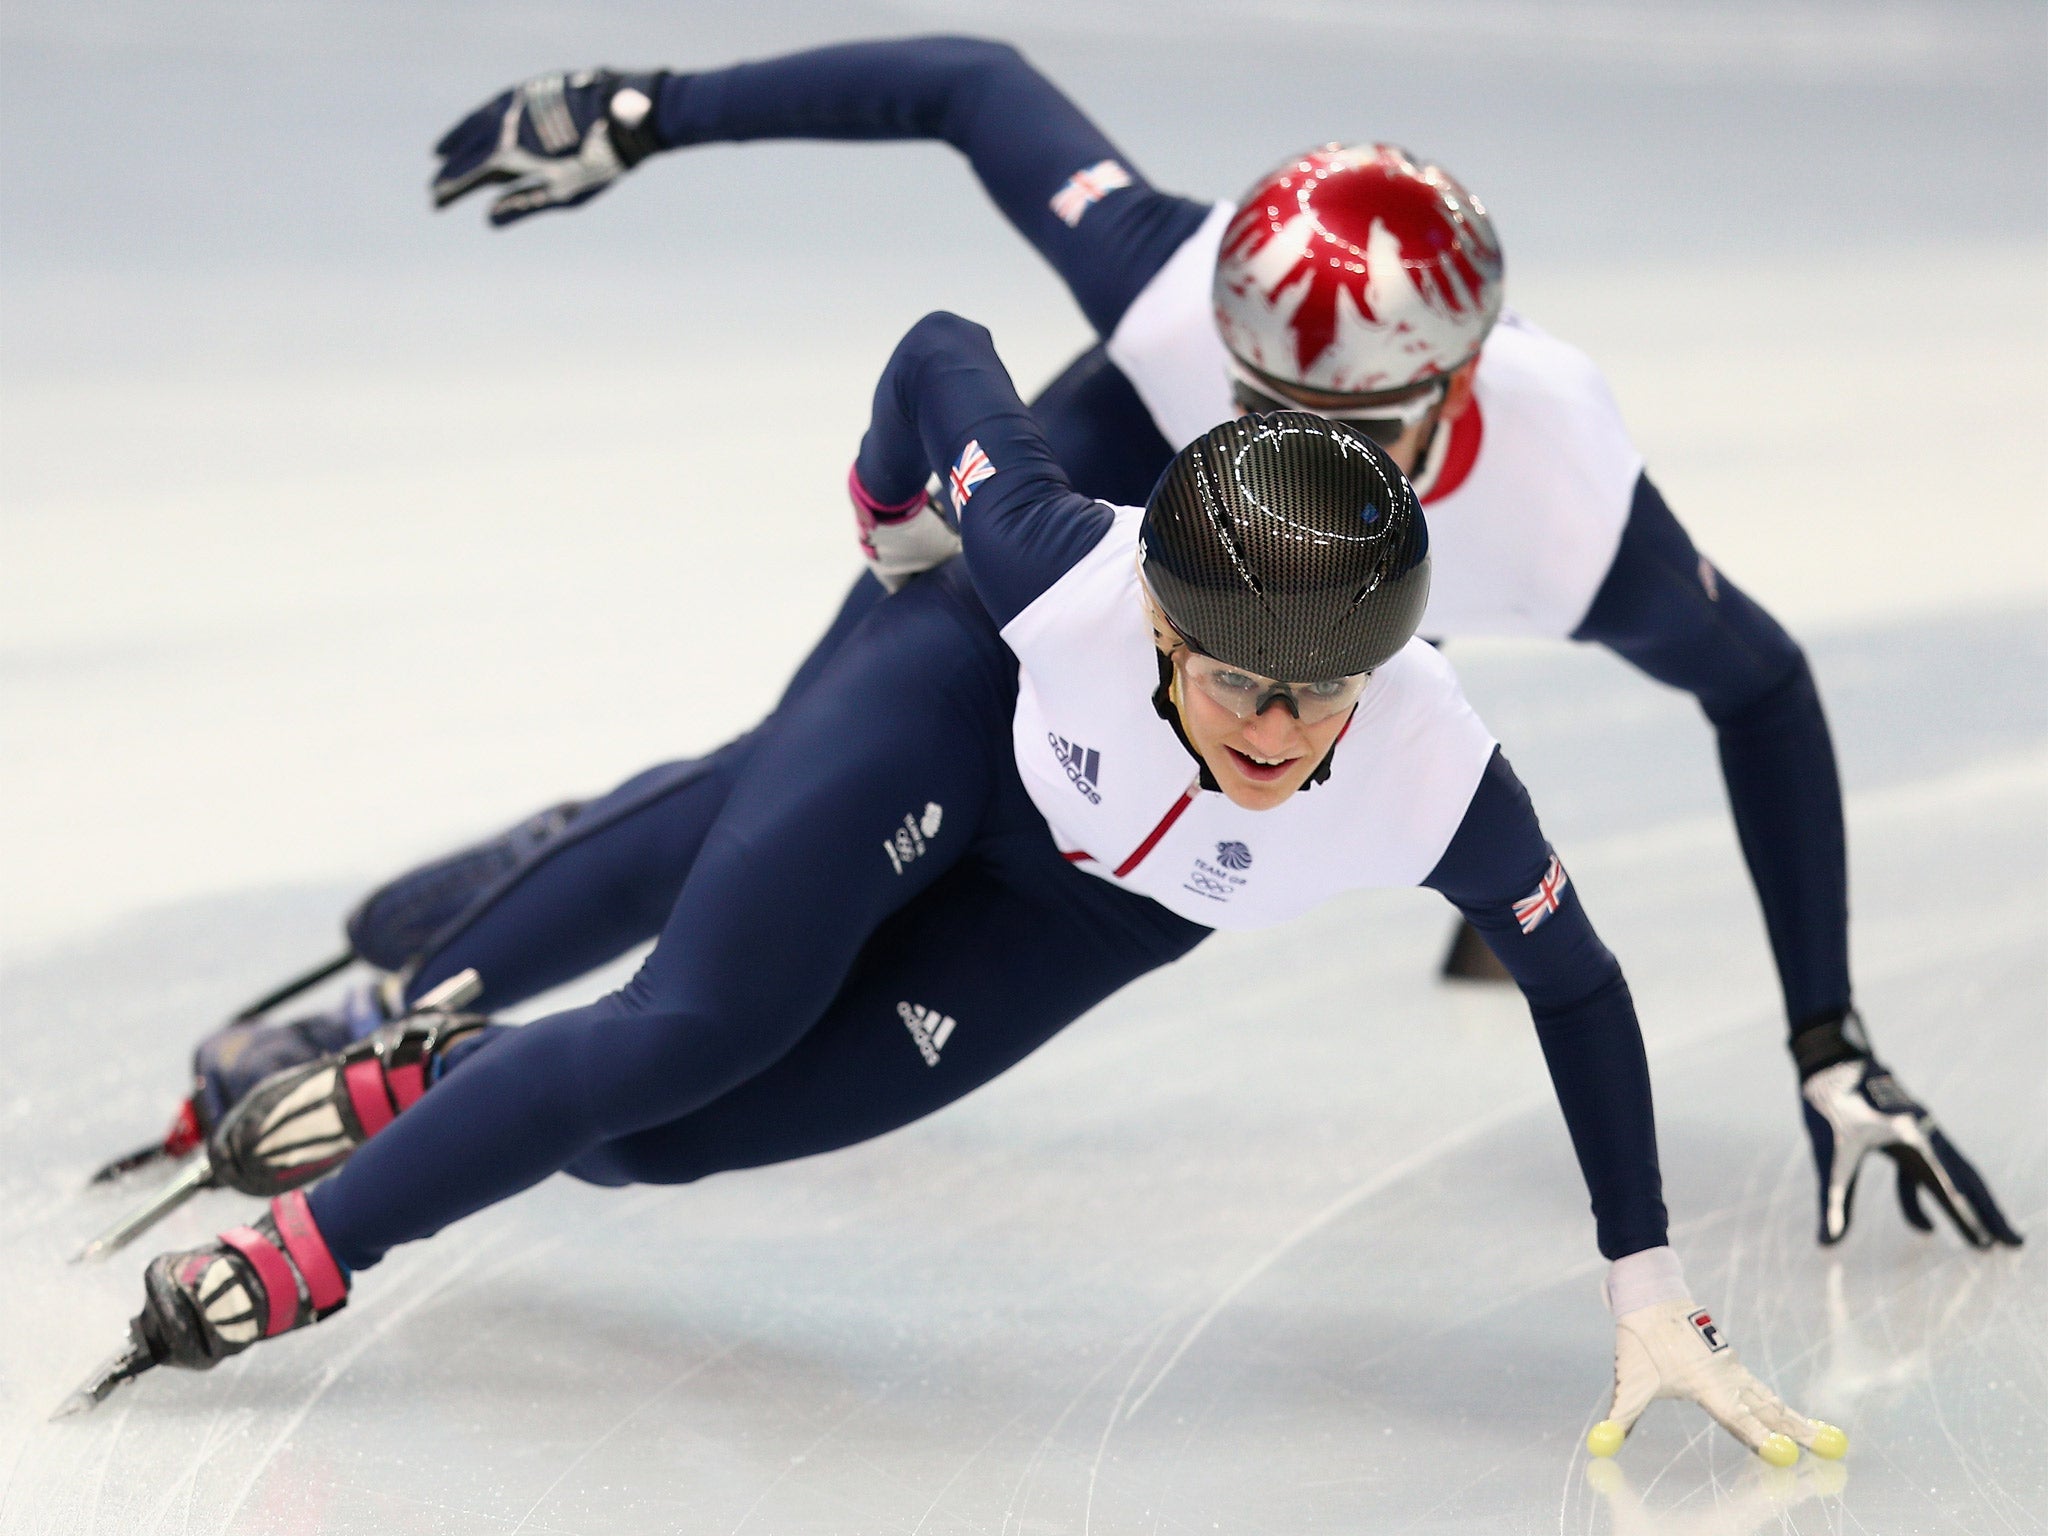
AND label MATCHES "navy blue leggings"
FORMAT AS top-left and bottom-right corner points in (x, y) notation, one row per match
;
(1573, 476), (1850, 1029)
(399, 575), (889, 1015)
(310, 565), (1206, 1271)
